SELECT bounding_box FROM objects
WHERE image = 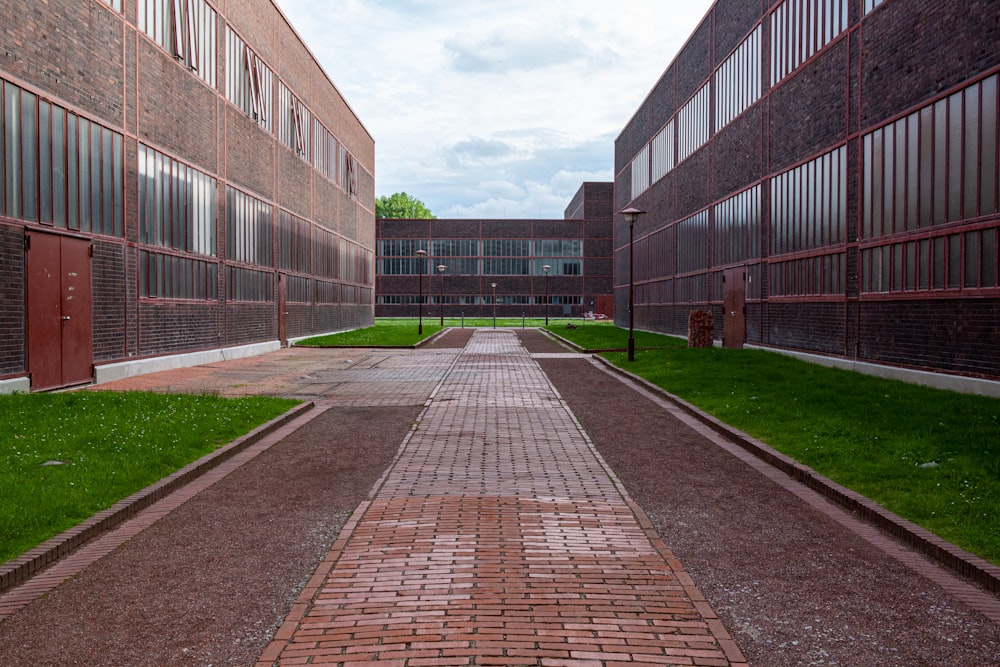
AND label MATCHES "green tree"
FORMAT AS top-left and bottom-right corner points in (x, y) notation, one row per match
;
(376, 192), (435, 219)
